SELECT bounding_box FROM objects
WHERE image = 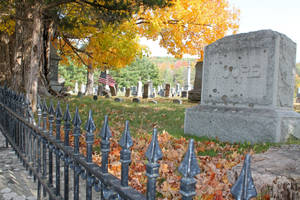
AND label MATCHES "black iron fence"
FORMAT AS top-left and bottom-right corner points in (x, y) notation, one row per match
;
(0, 86), (257, 200)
